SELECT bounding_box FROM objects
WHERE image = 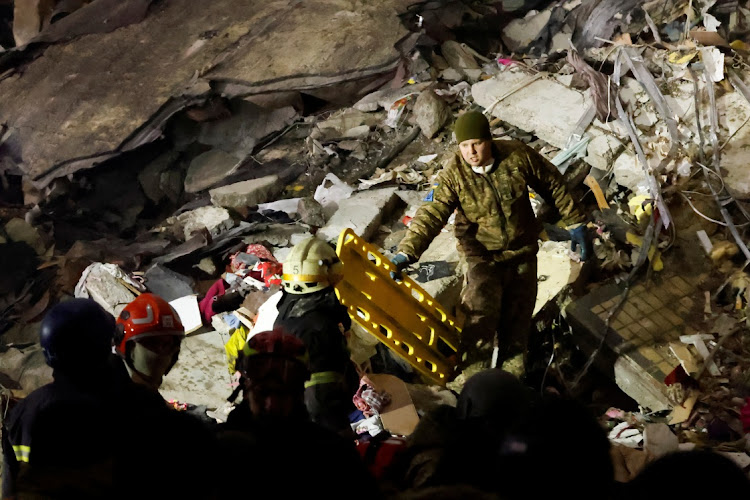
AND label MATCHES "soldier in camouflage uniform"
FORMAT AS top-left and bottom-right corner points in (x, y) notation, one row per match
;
(390, 110), (587, 372)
